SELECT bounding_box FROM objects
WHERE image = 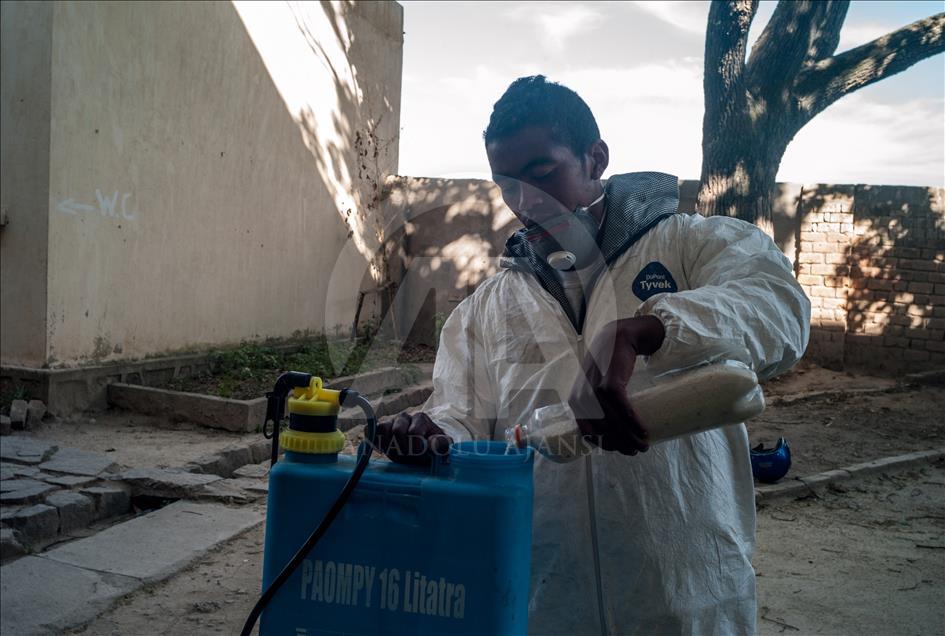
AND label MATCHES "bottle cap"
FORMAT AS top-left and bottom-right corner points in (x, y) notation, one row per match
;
(504, 424), (525, 449)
